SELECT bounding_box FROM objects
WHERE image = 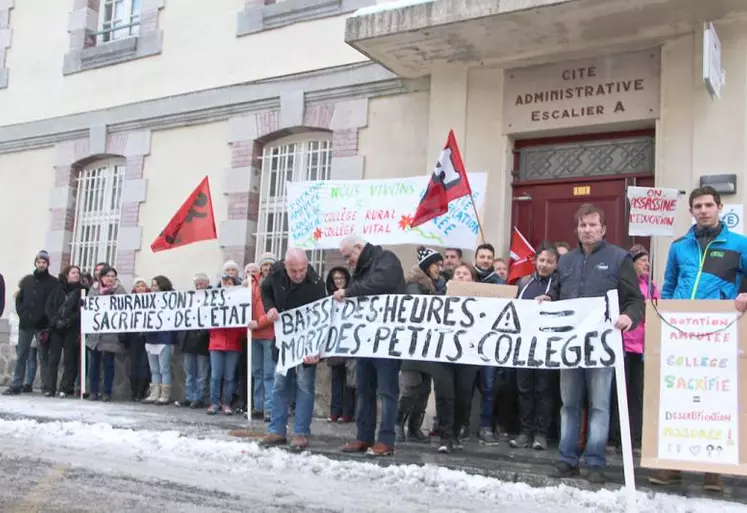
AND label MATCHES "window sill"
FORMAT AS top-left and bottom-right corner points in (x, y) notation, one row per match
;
(237, 0), (375, 37)
(63, 31), (162, 75)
